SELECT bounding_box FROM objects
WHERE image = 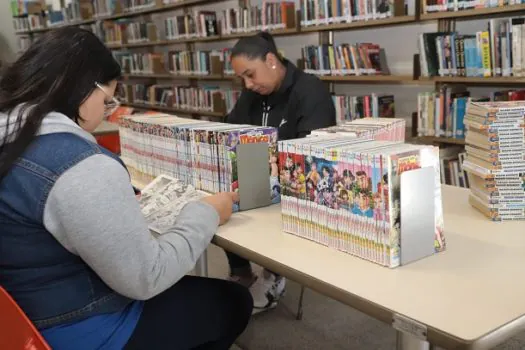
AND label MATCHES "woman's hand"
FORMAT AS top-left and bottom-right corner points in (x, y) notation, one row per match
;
(201, 192), (239, 225)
